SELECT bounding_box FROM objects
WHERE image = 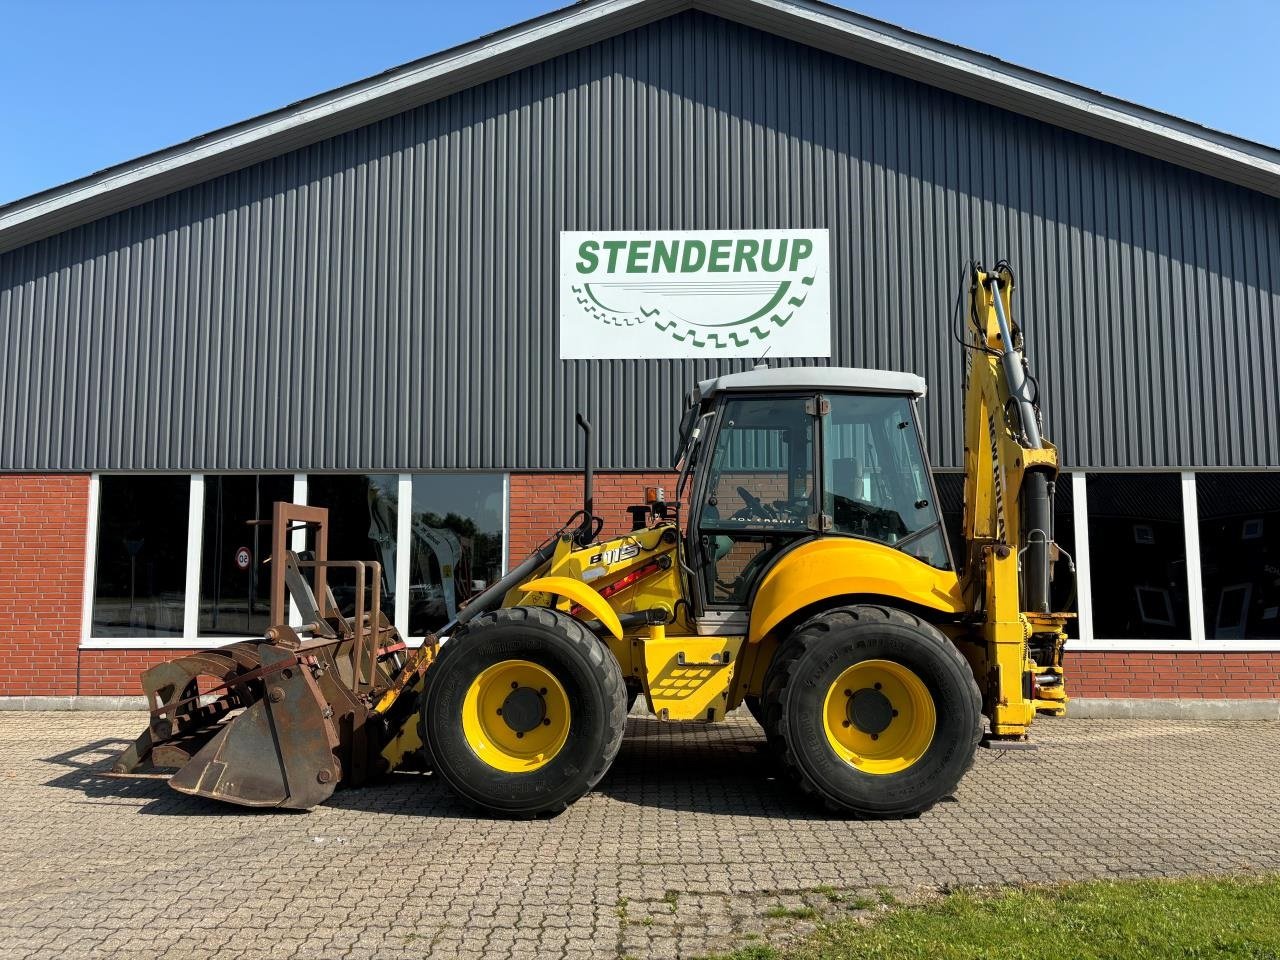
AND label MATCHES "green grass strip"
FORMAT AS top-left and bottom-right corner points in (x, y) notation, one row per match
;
(705, 876), (1280, 960)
